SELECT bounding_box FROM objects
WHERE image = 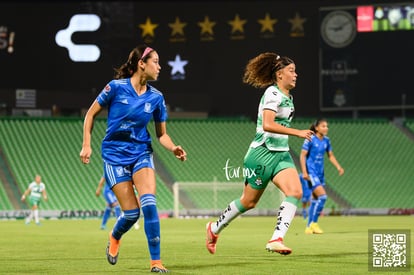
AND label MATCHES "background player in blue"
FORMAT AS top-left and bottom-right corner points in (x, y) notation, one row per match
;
(95, 176), (121, 230)
(80, 45), (187, 273)
(299, 118), (344, 234)
(299, 173), (312, 219)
